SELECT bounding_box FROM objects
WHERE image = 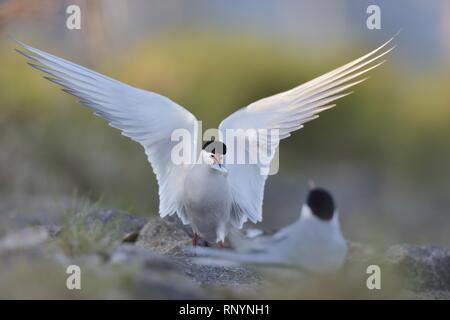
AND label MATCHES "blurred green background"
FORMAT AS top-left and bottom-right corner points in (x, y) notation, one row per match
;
(0, 0), (449, 246)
